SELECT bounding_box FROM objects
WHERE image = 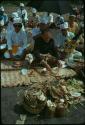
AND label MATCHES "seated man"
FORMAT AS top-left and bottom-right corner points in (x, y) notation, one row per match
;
(4, 17), (28, 59)
(28, 8), (40, 27)
(53, 22), (75, 59)
(0, 6), (8, 26)
(68, 15), (79, 35)
(7, 12), (19, 34)
(32, 30), (58, 70)
(0, 20), (7, 58)
(58, 22), (82, 61)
